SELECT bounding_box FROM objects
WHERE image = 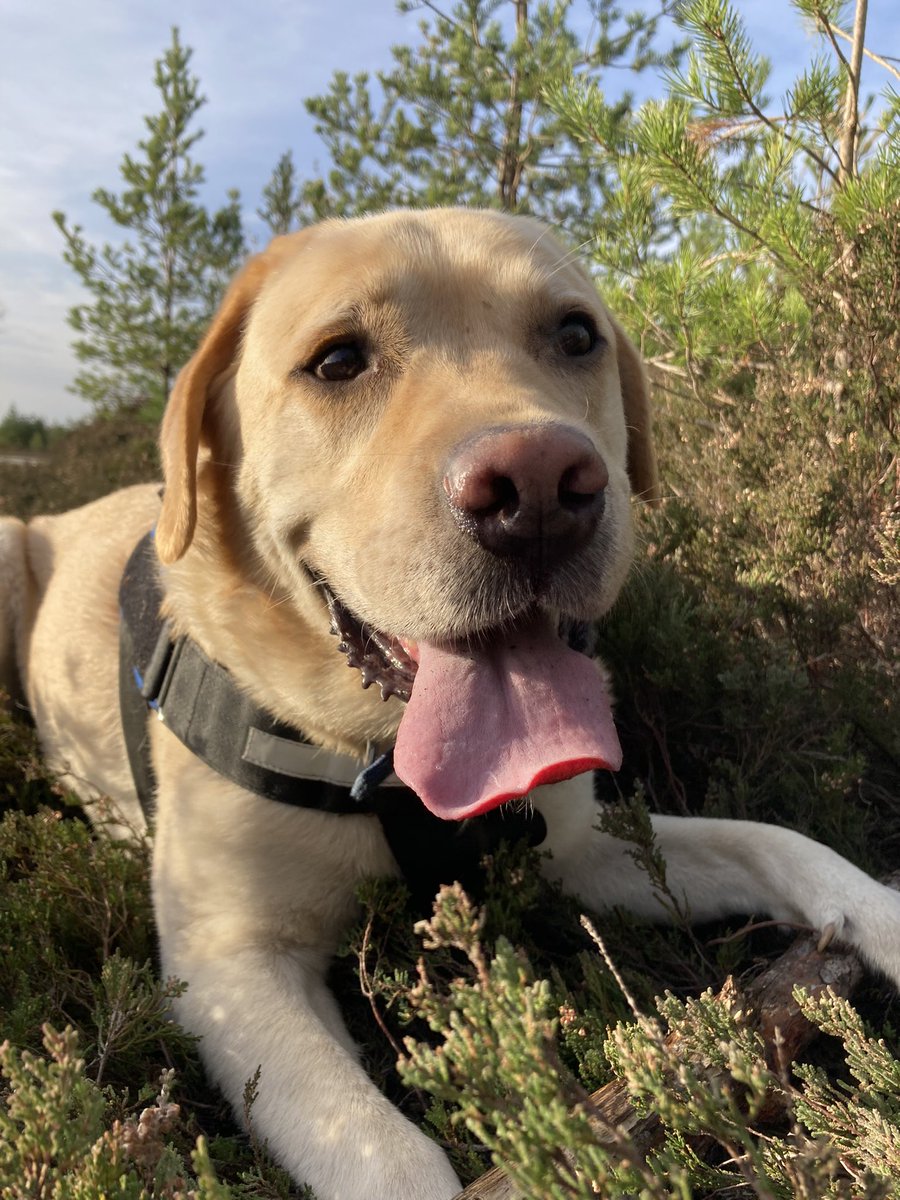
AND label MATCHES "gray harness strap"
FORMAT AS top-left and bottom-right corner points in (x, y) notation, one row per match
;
(117, 530), (548, 905)
(118, 531), (399, 818)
